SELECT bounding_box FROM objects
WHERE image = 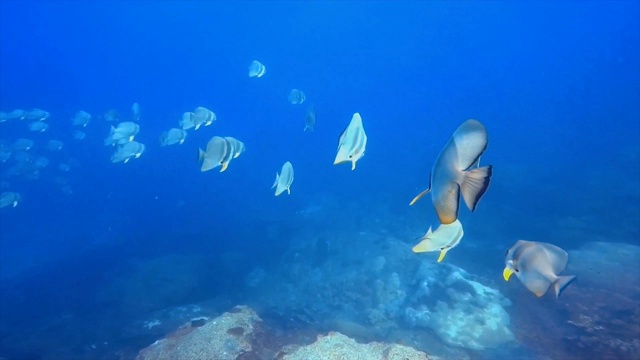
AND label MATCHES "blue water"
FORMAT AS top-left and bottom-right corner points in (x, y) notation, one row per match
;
(0, 1), (638, 359)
